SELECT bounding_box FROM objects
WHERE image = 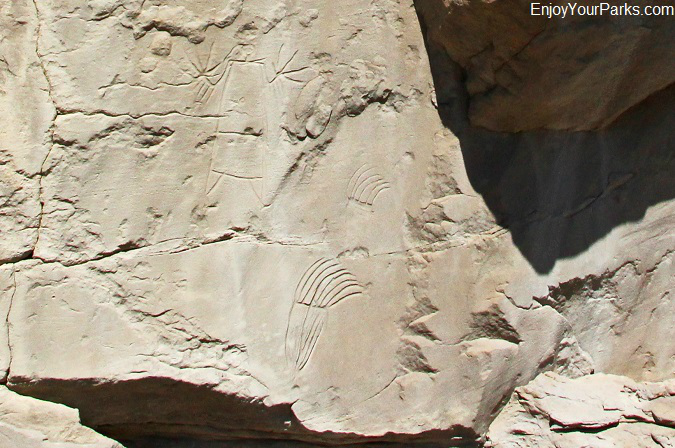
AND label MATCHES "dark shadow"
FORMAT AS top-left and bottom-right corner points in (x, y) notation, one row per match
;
(421, 40), (675, 273)
(8, 377), (479, 447)
(125, 438), (326, 448)
(124, 437), (467, 448)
